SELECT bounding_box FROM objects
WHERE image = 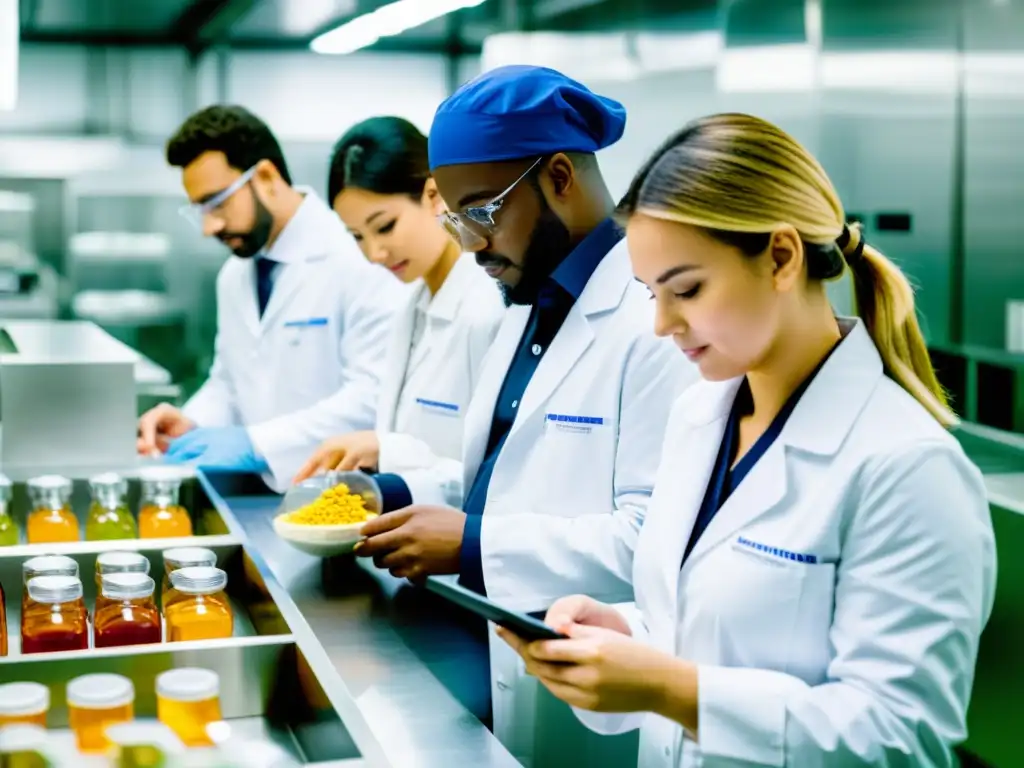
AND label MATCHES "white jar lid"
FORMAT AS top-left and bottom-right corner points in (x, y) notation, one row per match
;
(26, 575), (83, 604)
(23, 555), (79, 582)
(66, 674), (135, 709)
(0, 682), (50, 716)
(169, 566), (227, 595)
(97, 551), (150, 575)
(101, 573), (156, 601)
(163, 547), (217, 570)
(156, 668), (220, 702)
(0, 724), (47, 753)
